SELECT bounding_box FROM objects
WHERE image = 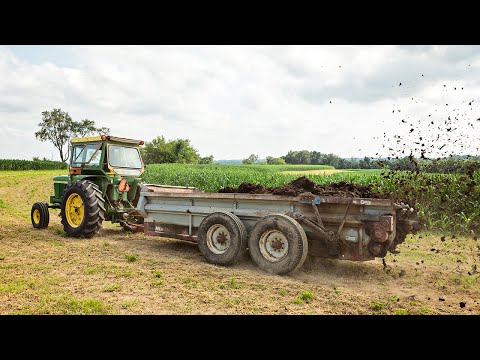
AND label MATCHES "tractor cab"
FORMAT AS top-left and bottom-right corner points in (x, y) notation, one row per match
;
(69, 135), (145, 177)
